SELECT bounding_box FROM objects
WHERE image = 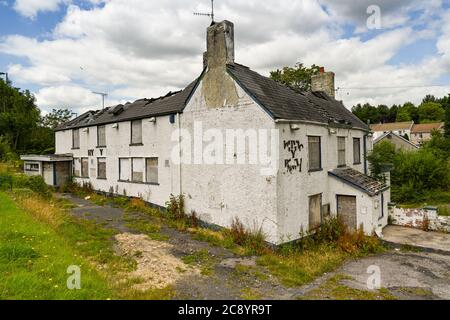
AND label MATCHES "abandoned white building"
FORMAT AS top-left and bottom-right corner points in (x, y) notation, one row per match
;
(22, 21), (390, 244)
